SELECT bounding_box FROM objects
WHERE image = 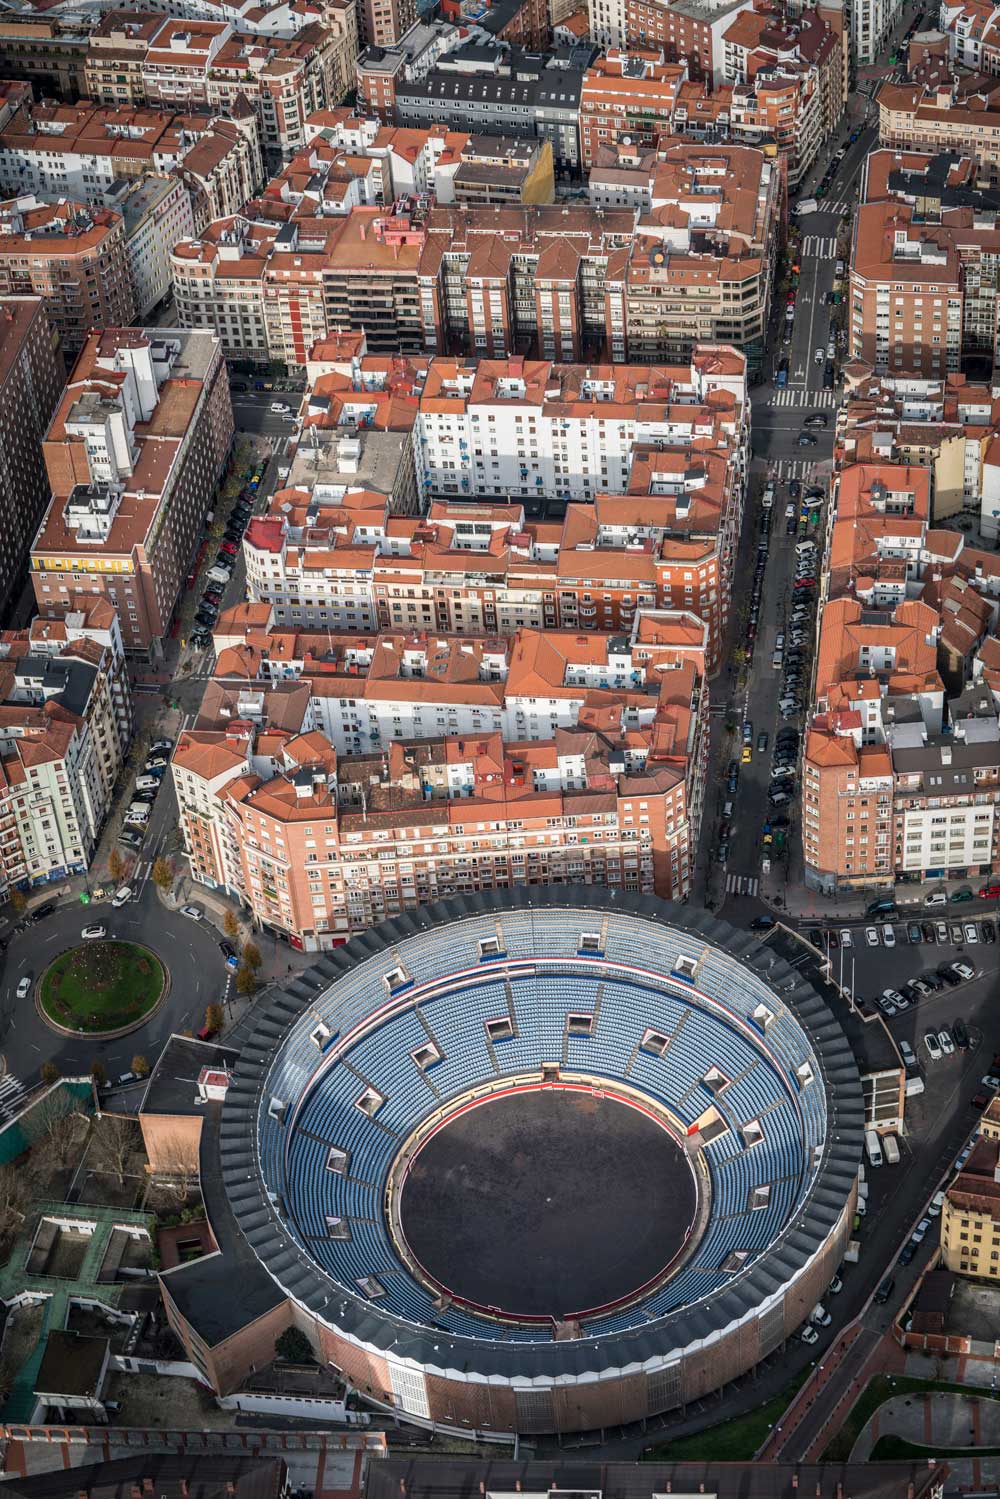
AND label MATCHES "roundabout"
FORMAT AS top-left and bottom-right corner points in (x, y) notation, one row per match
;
(38, 939), (166, 1037)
